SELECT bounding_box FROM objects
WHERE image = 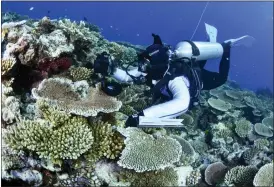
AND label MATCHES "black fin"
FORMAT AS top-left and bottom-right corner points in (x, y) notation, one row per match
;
(152, 33), (163, 45)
